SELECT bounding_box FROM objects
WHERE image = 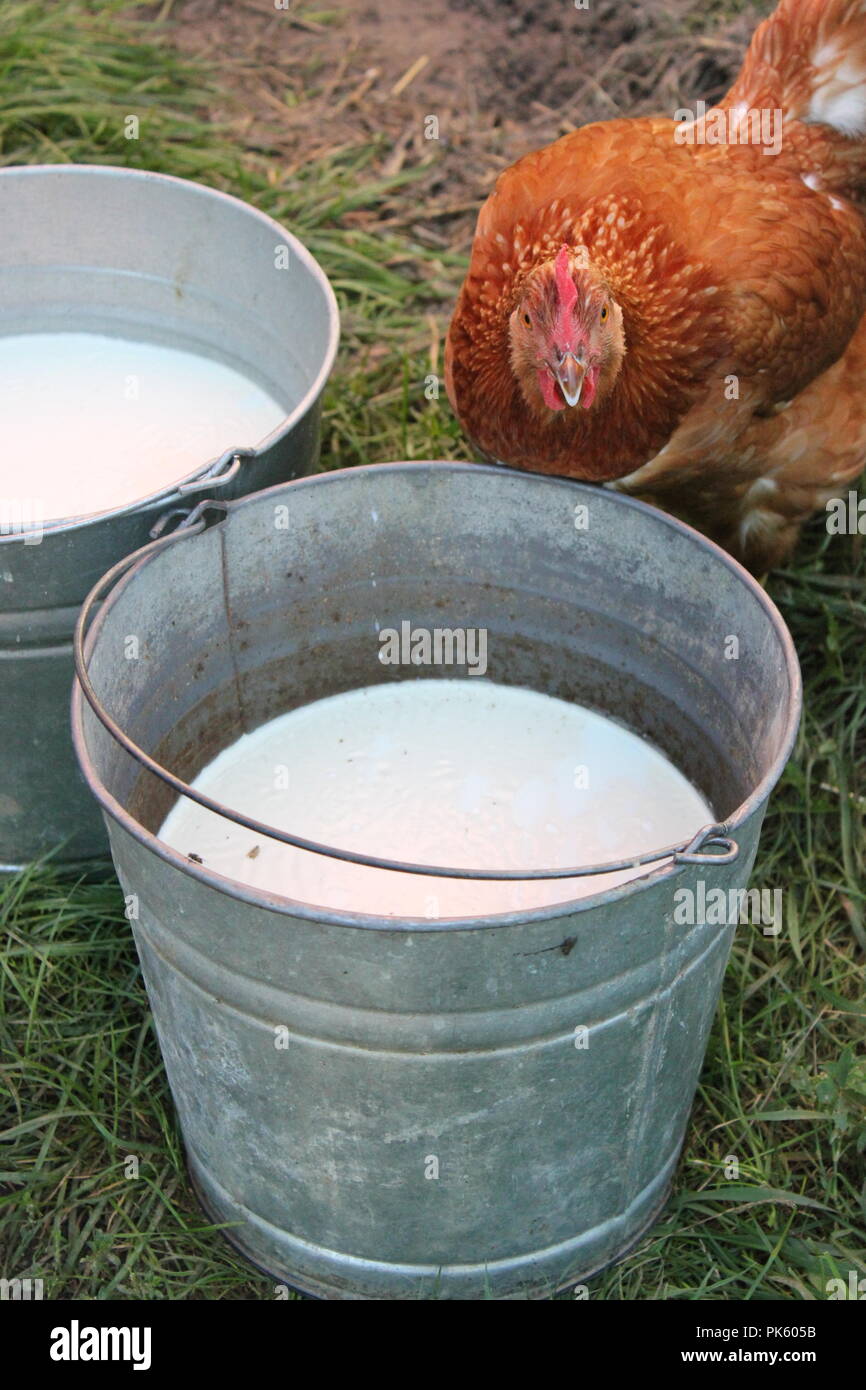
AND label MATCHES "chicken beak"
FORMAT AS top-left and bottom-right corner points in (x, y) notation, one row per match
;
(553, 353), (585, 408)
